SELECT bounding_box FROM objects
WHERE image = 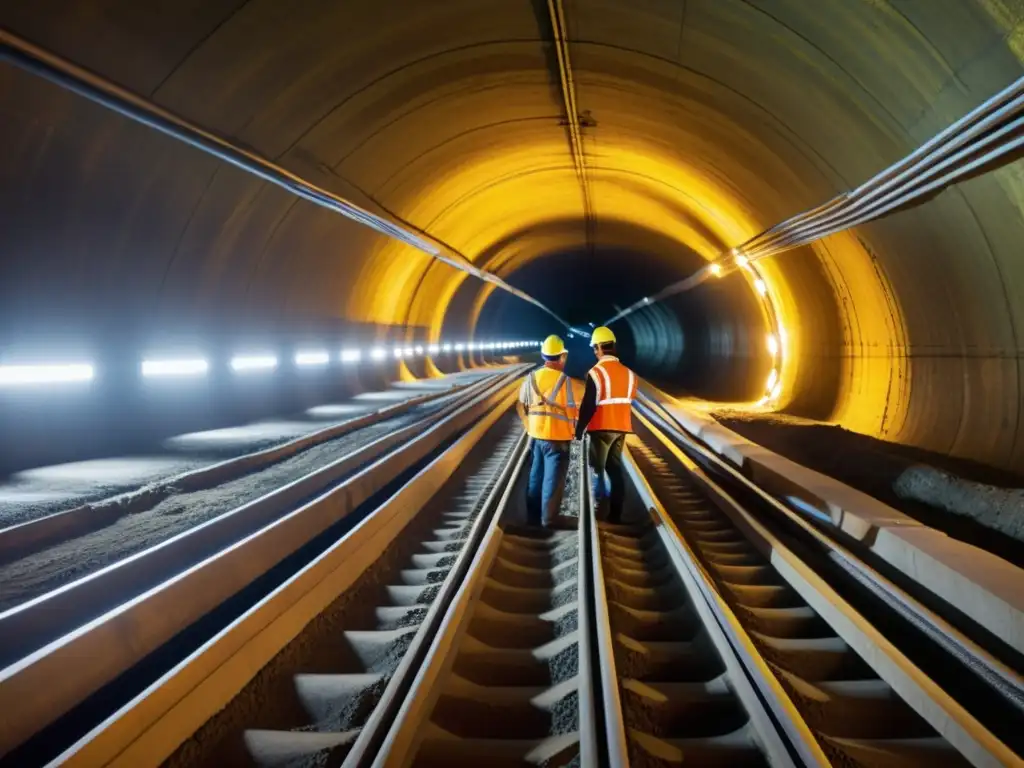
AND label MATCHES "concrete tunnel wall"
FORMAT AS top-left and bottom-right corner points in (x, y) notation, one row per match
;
(2, 1), (1024, 472)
